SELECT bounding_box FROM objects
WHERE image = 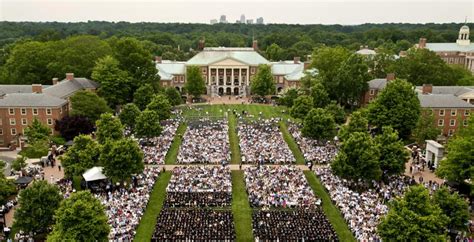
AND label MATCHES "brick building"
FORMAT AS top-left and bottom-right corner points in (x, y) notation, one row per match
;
(361, 73), (395, 105)
(0, 73), (98, 148)
(155, 40), (312, 96)
(416, 24), (474, 73)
